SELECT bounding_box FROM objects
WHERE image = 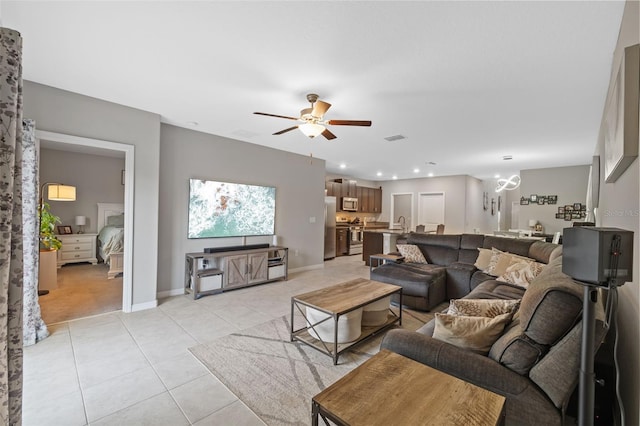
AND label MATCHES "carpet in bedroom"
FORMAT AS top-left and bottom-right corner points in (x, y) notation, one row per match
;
(39, 263), (123, 324)
(189, 307), (440, 426)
